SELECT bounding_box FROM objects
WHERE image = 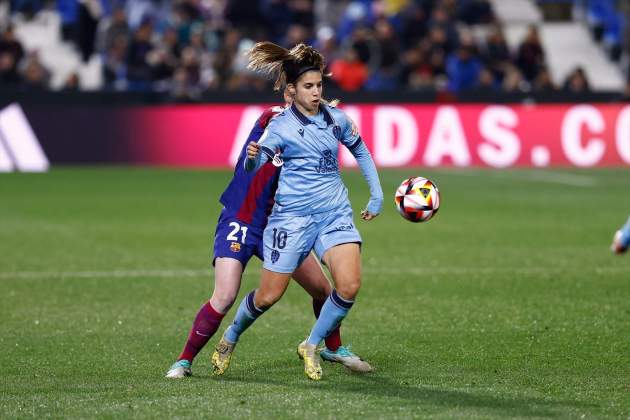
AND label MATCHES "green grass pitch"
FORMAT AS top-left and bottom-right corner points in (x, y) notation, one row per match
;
(1, 167), (629, 418)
